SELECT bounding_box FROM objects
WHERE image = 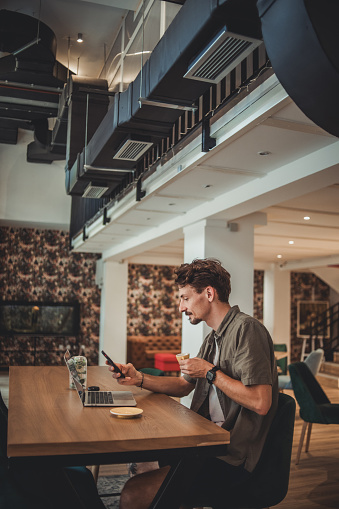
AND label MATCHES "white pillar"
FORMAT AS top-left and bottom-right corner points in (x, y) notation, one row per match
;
(98, 260), (128, 366)
(180, 214), (265, 406)
(263, 264), (291, 355)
